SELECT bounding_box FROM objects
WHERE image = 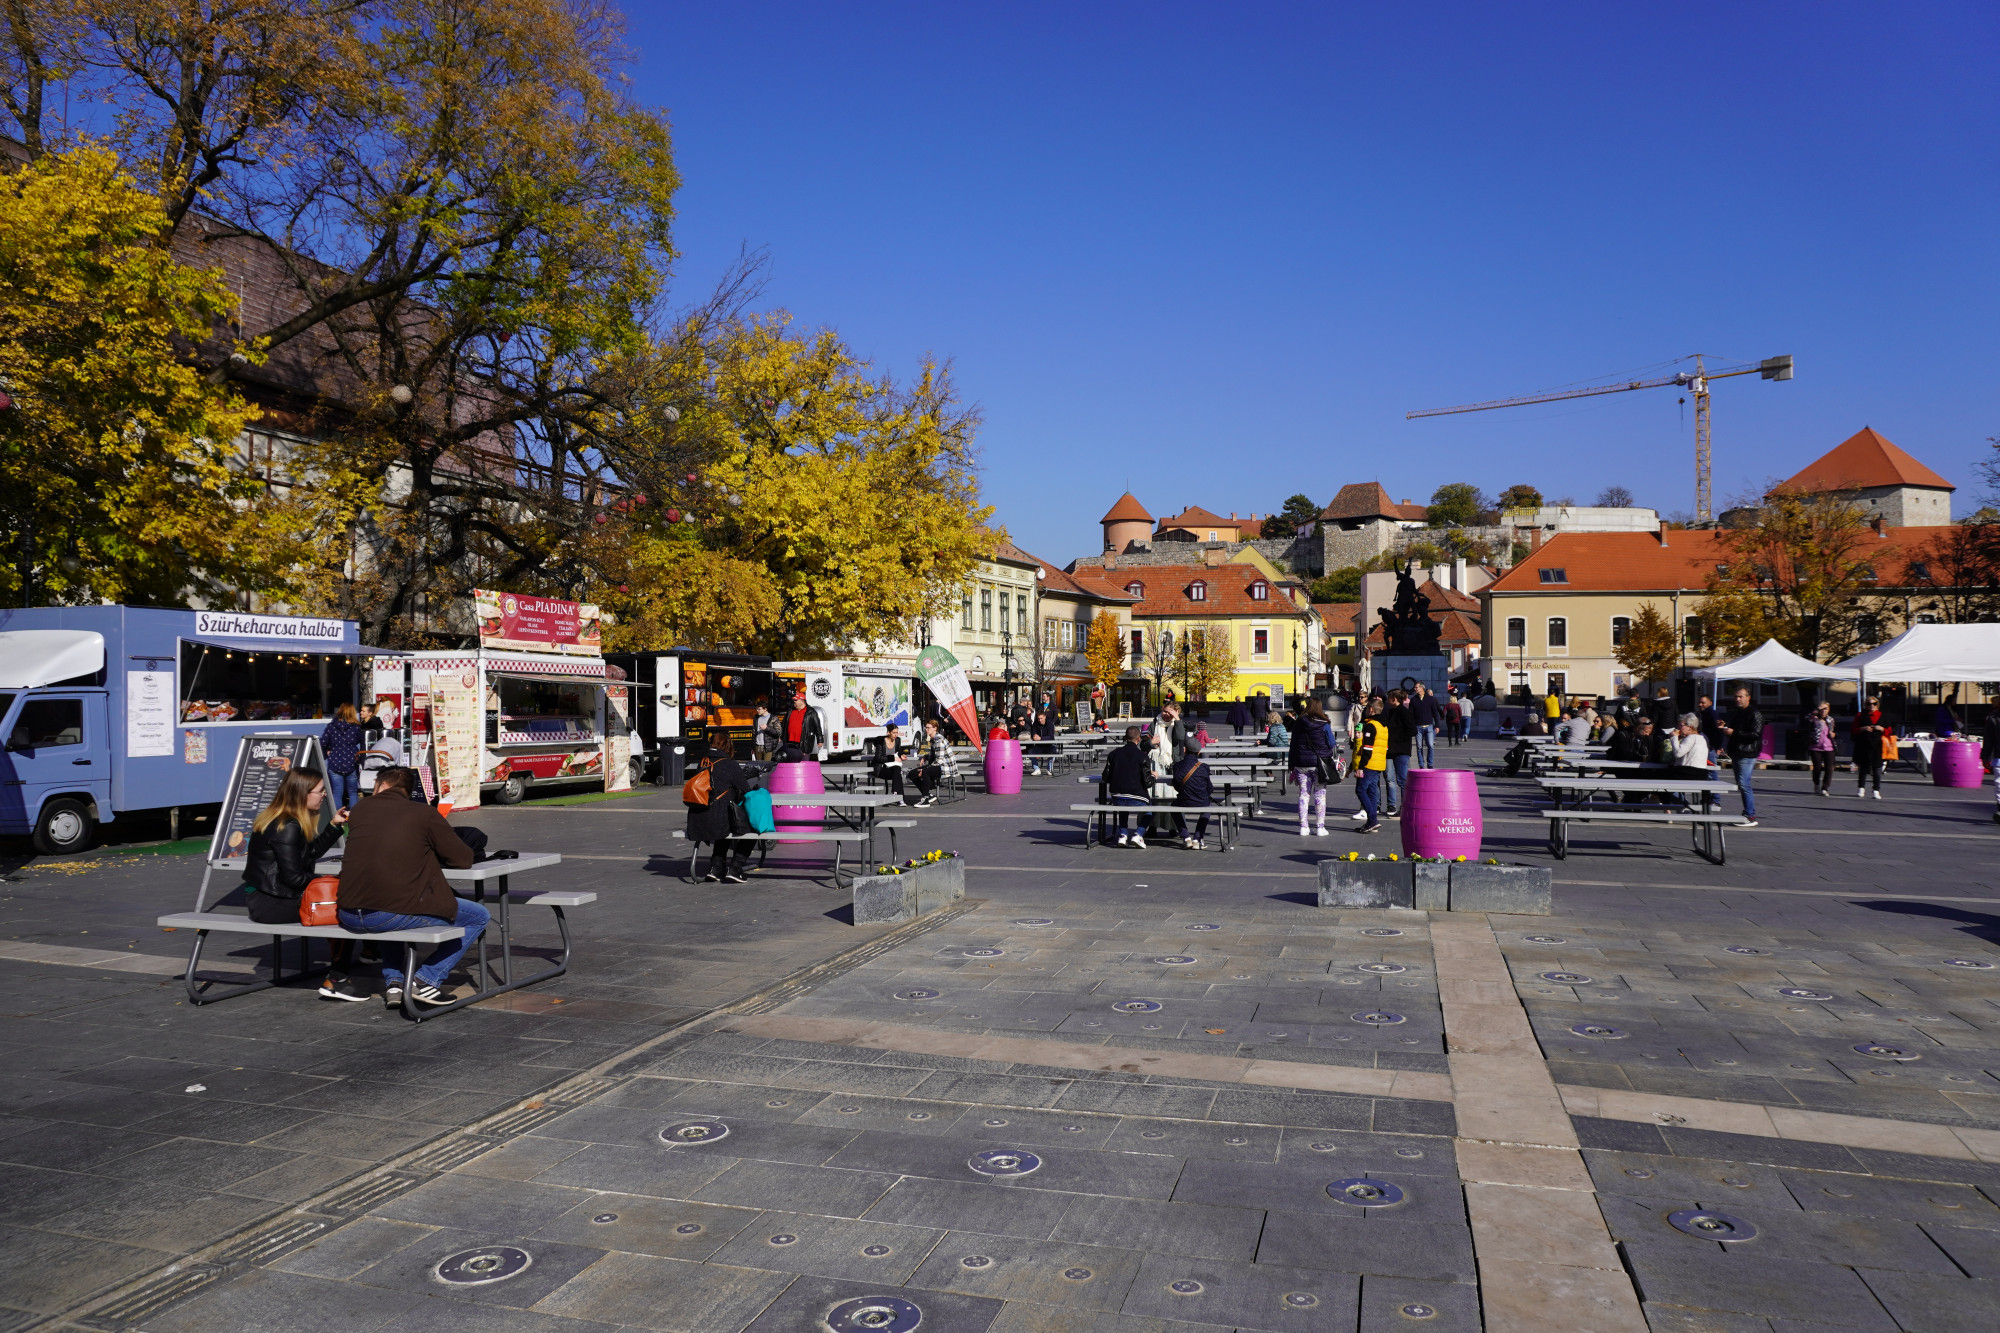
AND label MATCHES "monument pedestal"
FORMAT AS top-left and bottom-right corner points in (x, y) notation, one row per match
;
(1373, 654), (1449, 698)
